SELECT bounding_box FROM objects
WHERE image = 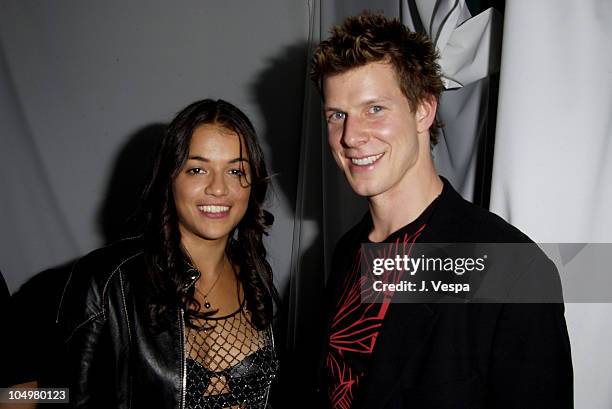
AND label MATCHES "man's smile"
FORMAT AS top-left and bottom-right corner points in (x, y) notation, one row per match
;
(349, 152), (384, 166)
